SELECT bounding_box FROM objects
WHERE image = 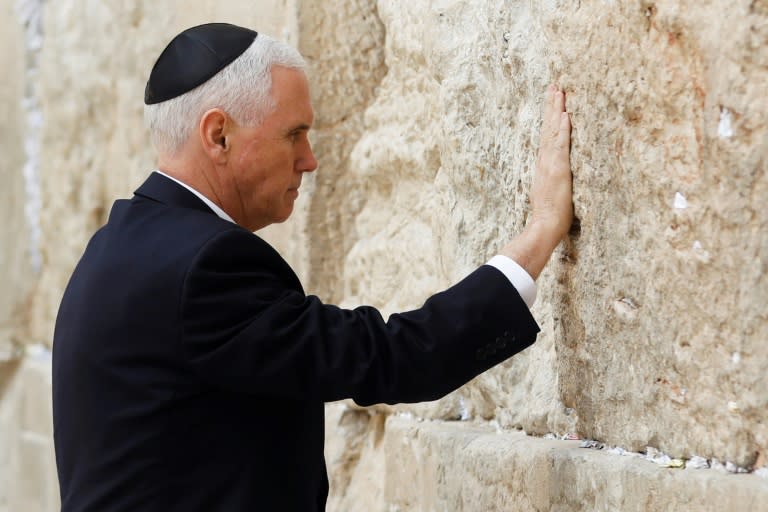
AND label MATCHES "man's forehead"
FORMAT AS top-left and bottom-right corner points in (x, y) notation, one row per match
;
(270, 67), (314, 123)
(271, 66), (310, 91)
